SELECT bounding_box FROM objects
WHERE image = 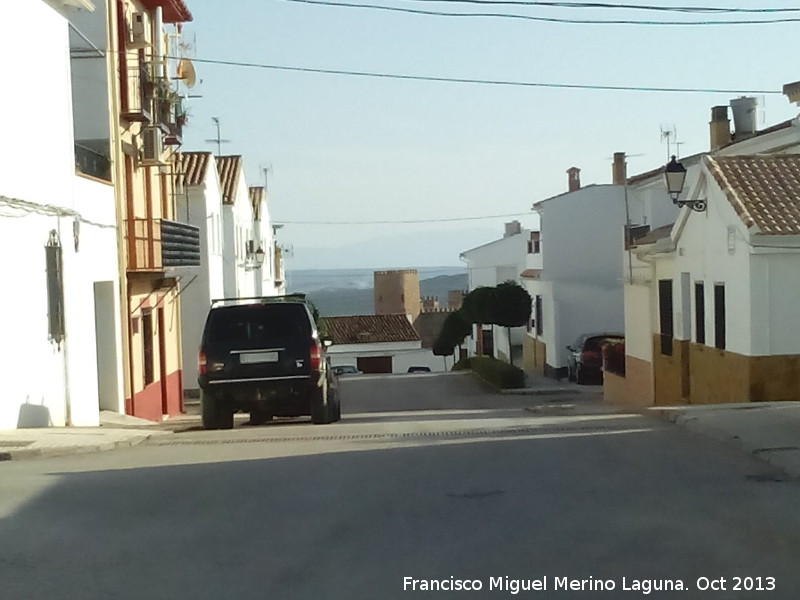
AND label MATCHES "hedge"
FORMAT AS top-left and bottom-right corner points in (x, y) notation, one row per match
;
(468, 356), (525, 389)
(452, 357), (473, 371)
